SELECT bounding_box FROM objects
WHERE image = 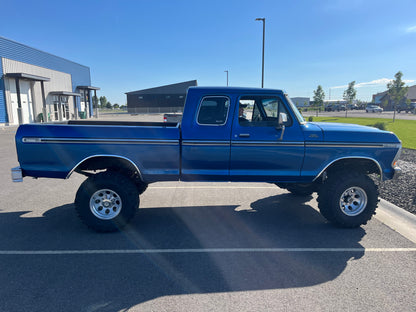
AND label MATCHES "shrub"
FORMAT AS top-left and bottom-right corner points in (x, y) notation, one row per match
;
(372, 122), (387, 130)
(308, 116), (314, 122)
